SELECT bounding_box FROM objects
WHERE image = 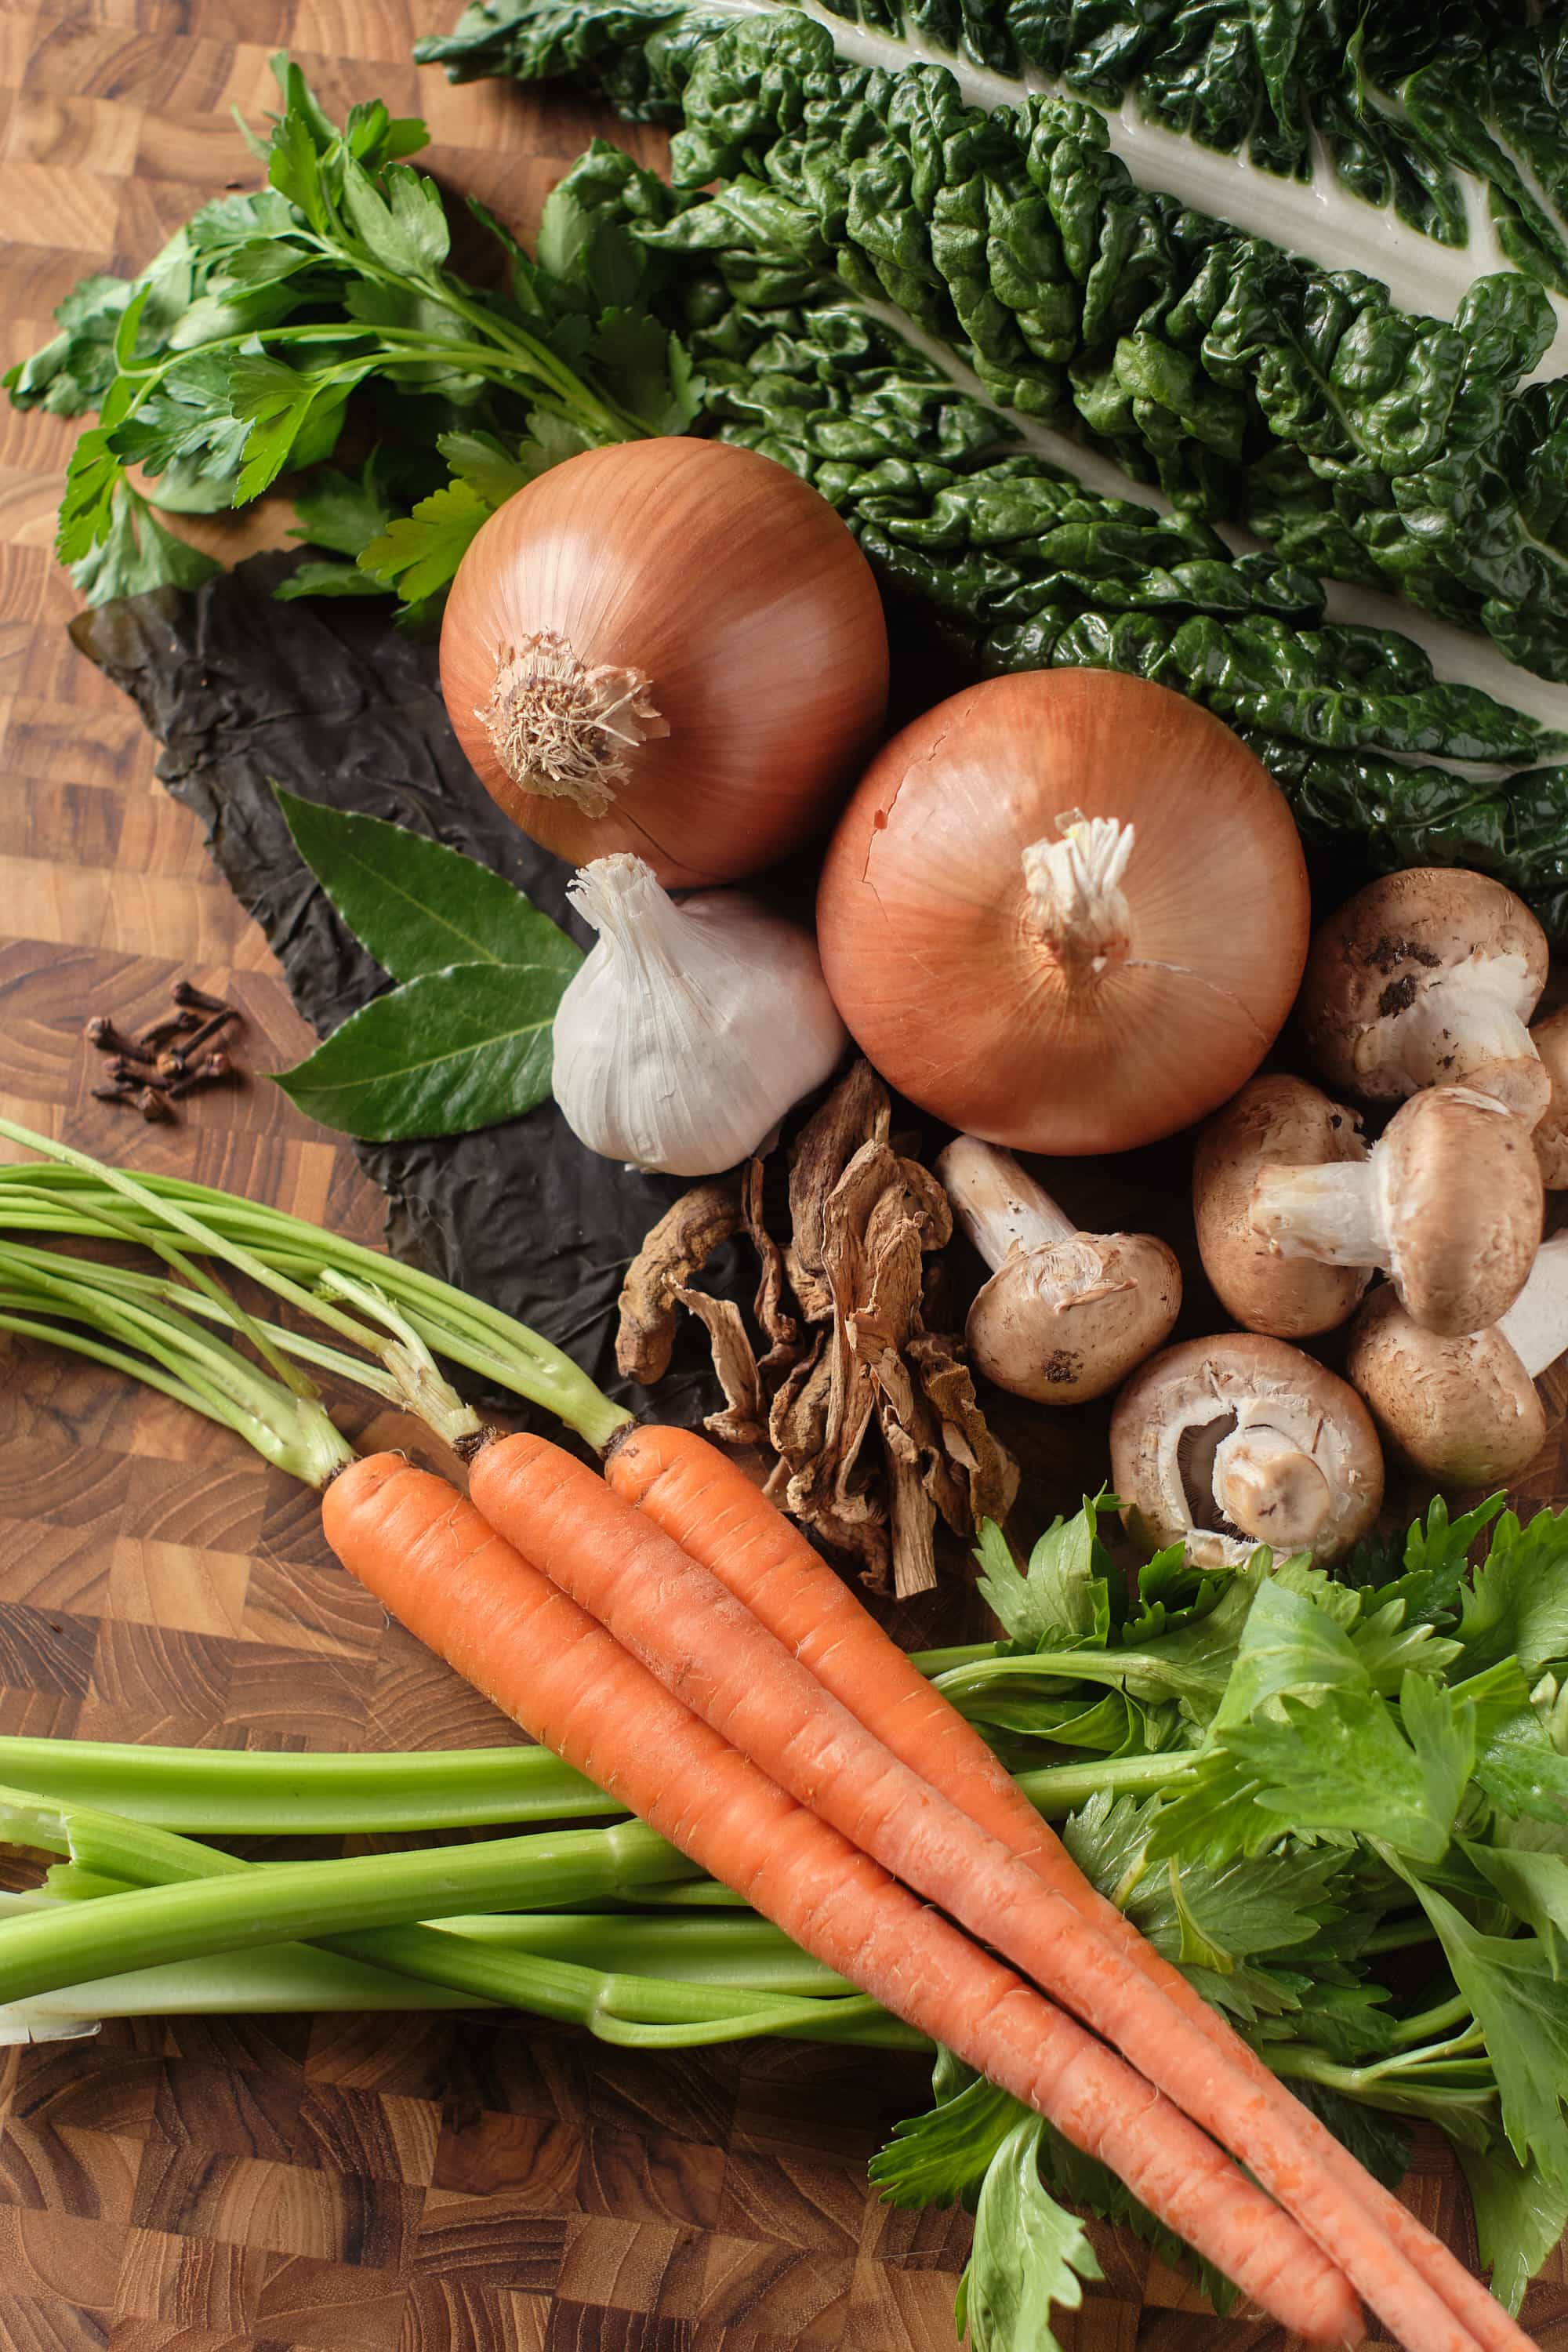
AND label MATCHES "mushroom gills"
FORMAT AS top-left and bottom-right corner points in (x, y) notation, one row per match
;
(1111, 1334), (1384, 1569)
(1495, 1231), (1568, 1378)
(1171, 1410), (1331, 1565)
